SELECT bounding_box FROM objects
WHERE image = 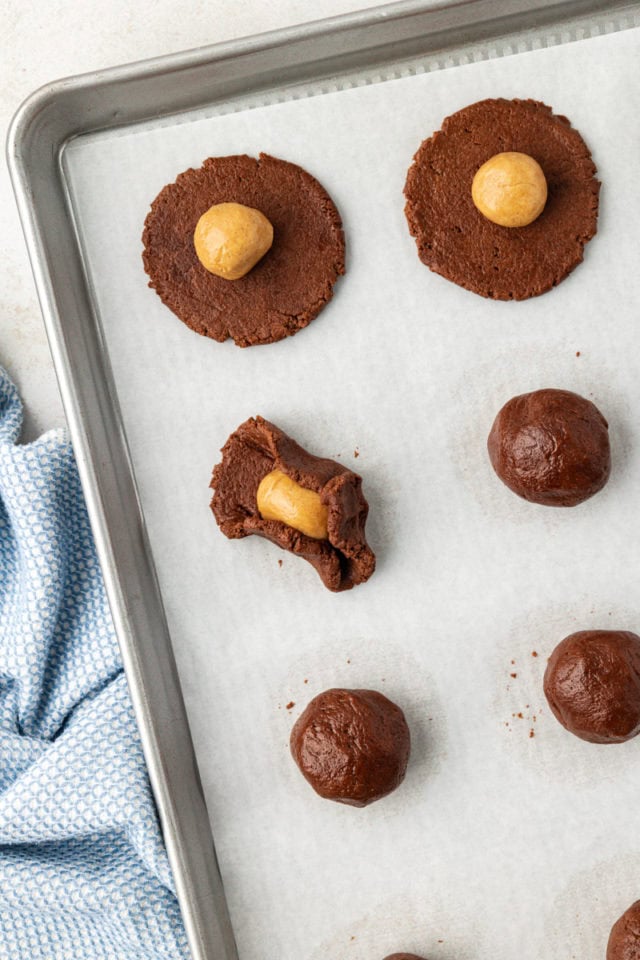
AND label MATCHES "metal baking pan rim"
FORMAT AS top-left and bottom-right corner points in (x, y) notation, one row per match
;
(7, 0), (633, 151)
(6, 2), (639, 959)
